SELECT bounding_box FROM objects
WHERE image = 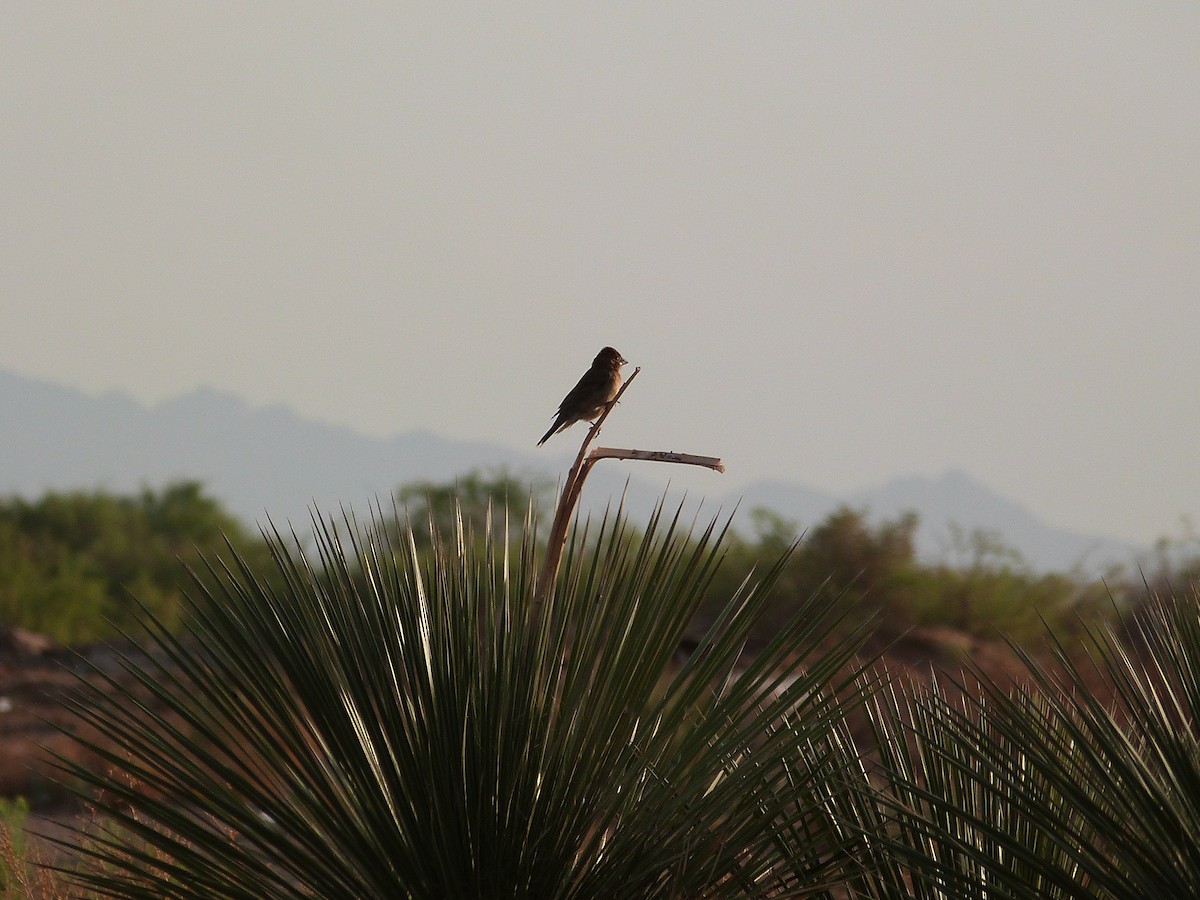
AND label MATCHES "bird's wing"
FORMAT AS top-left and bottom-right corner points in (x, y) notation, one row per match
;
(554, 368), (600, 416)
